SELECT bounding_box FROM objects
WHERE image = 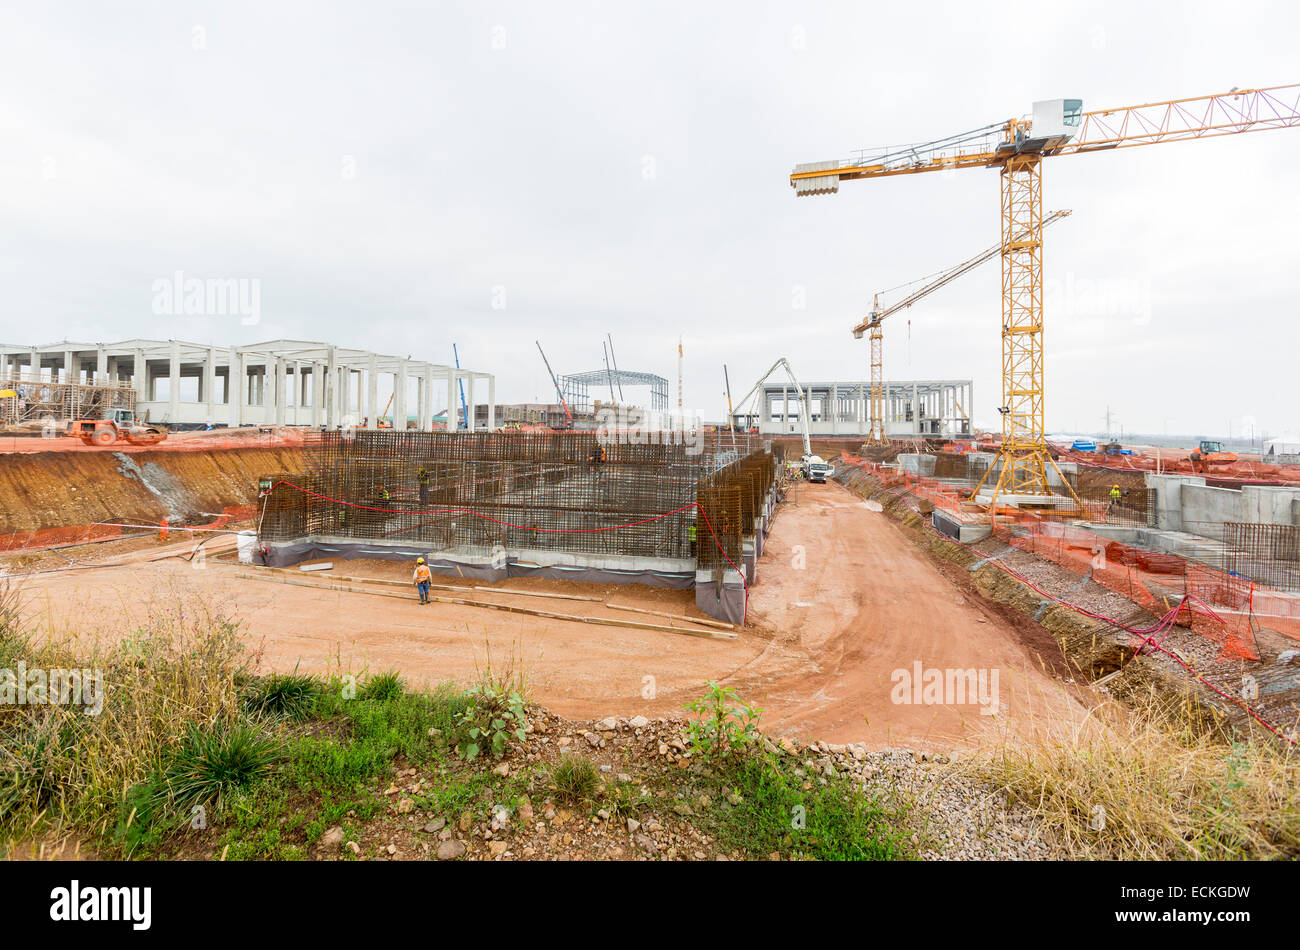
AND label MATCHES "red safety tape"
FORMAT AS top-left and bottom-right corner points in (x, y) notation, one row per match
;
(266, 479), (751, 624)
